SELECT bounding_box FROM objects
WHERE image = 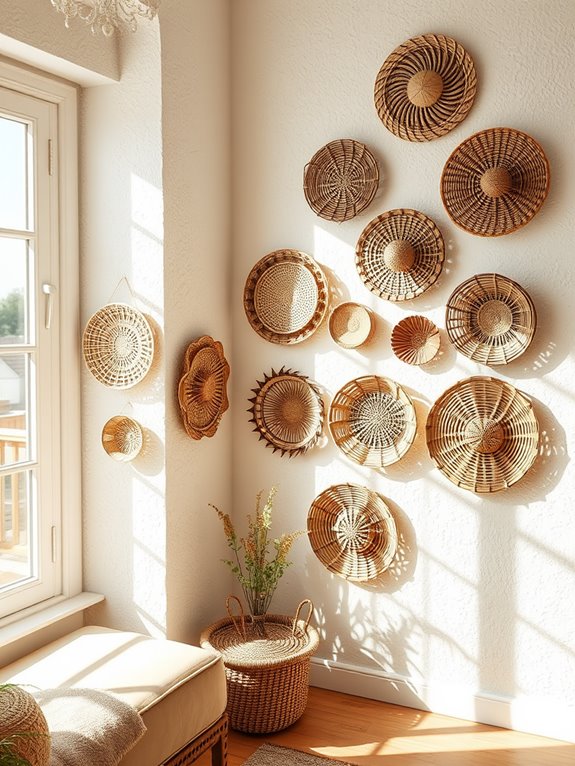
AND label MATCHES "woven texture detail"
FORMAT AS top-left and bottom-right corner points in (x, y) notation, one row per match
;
(101, 415), (143, 461)
(0, 685), (50, 765)
(391, 315), (440, 365)
(328, 302), (375, 348)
